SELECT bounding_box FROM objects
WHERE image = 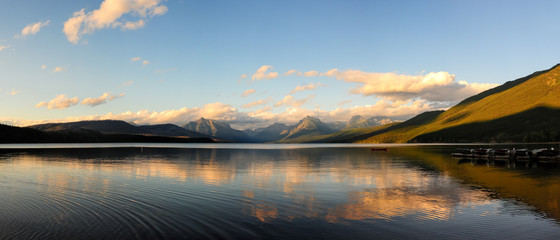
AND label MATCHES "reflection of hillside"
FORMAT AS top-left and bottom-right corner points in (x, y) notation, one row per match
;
(237, 148), (489, 222)
(394, 146), (560, 221)
(6, 146), (558, 225)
